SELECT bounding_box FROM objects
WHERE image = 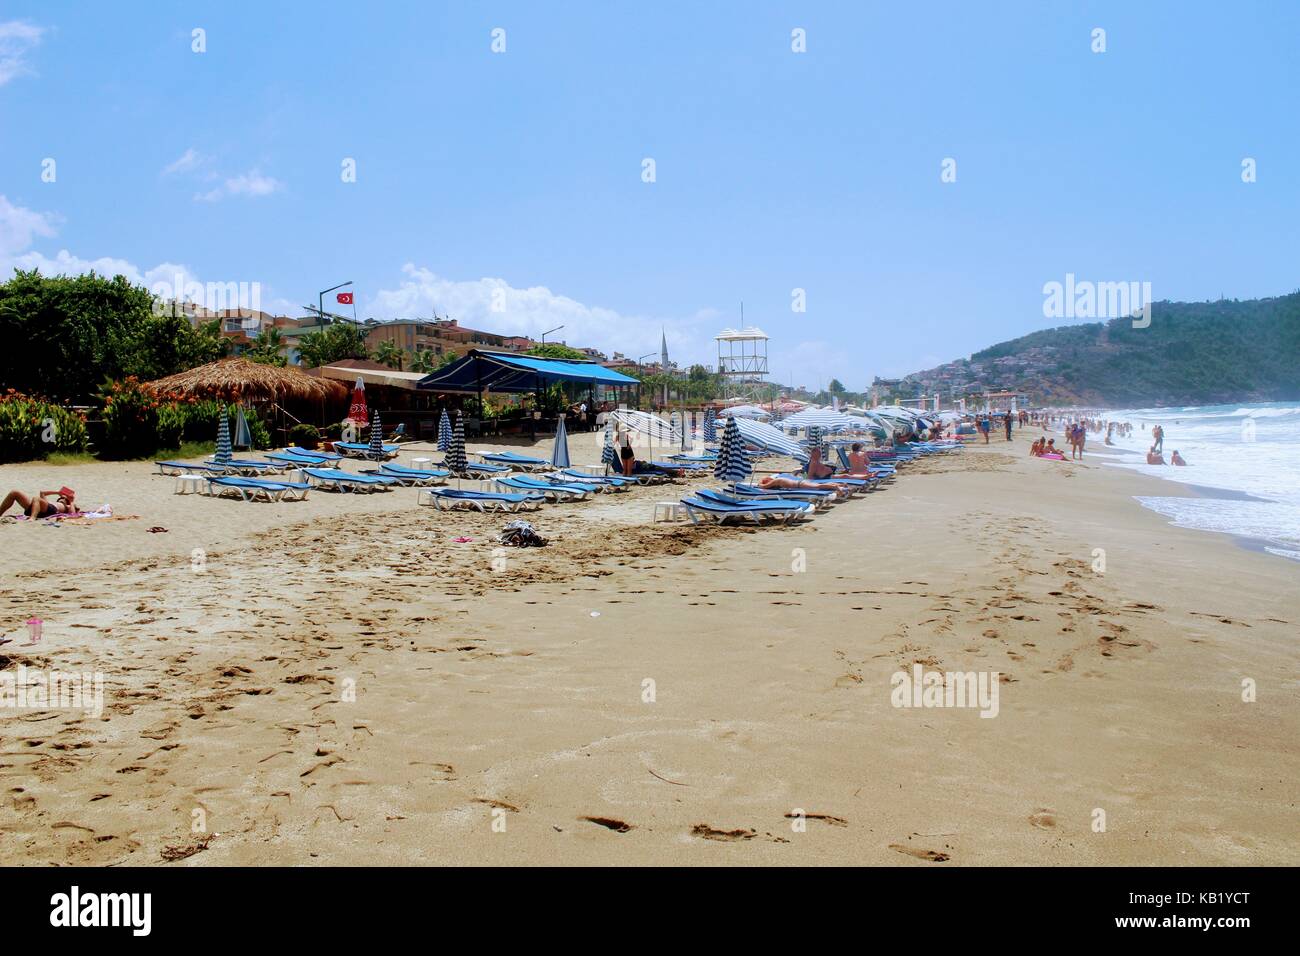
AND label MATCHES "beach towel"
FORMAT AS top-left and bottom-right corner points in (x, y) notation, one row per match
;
(499, 520), (548, 548)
